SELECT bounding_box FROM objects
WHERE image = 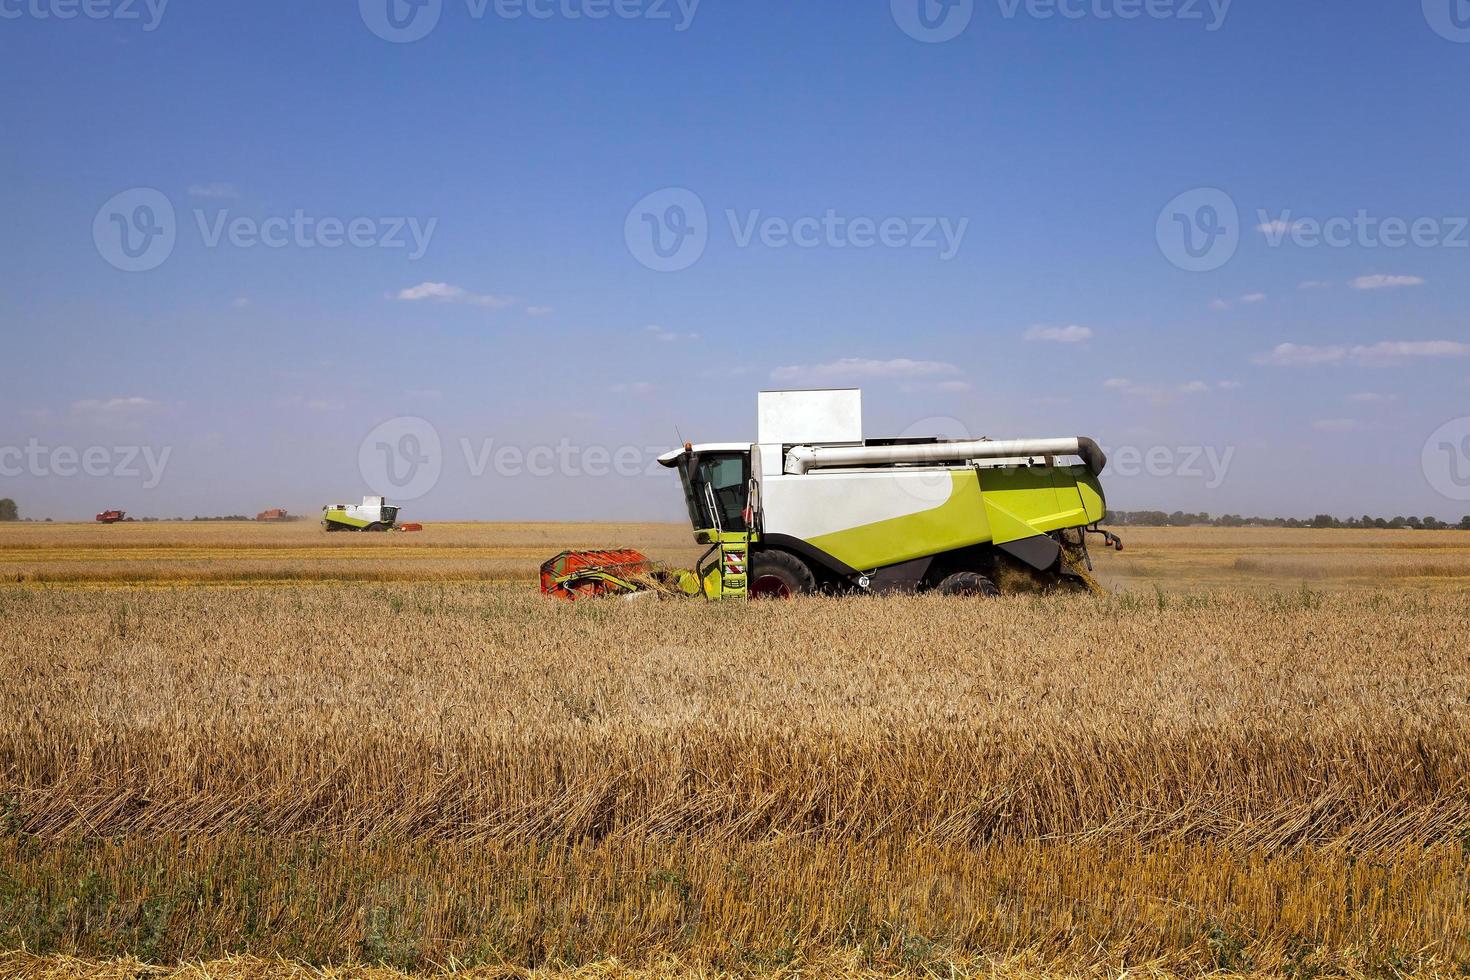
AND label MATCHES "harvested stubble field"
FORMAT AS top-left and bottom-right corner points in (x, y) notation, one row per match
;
(2, 523), (1470, 978)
